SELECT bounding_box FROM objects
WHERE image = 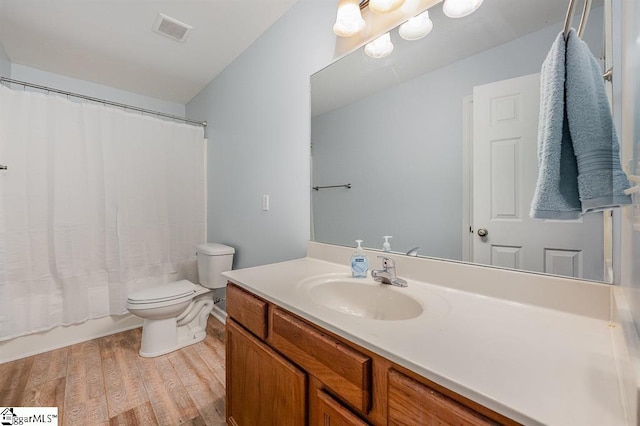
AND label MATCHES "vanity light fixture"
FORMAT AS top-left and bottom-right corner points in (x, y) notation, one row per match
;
(399, 10), (433, 40)
(333, 0), (366, 37)
(442, 0), (484, 18)
(332, 0), (441, 59)
(399, 0), (420, 15)
(364, 32), (394, 58)
(369, 0), (406, 14)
